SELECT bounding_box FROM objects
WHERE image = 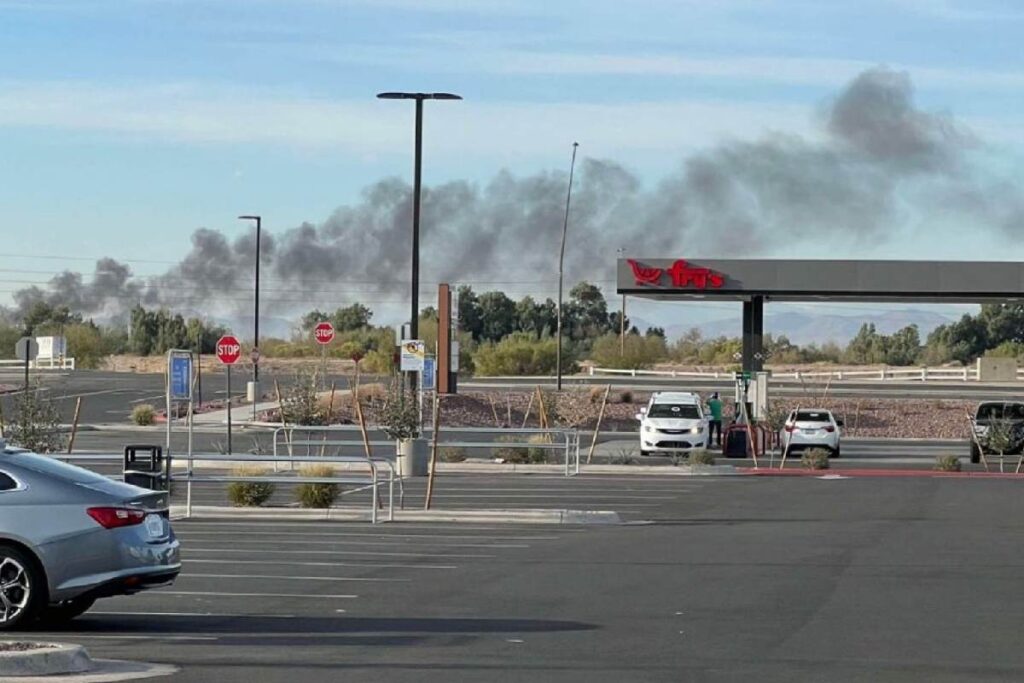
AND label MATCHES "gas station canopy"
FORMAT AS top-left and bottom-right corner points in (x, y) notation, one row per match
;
(617, 258), (1024, 372)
